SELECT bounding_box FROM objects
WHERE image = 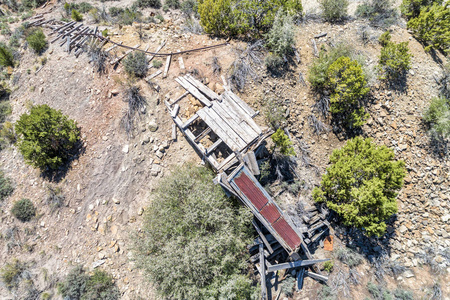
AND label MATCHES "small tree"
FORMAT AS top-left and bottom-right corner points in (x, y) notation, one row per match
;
(133, 165), (255, 299)
(11, 198), (36, 222)
(15, 105), (80, 170)
(123, 52), (148, 78)
(320, 0), (349, 22)
(377, 41), (411, 80)
(26, 29), (47, 54)
(327, 56), (370, 127)
(272, 128), (296, 156)
(400, 0), (442, 20)
(407, 2), (450, 55)
(71, 9), (83, 21)
(0, 46), (14, 67)
(57, 266), (88, 299)
(313, 137), (405, 237)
